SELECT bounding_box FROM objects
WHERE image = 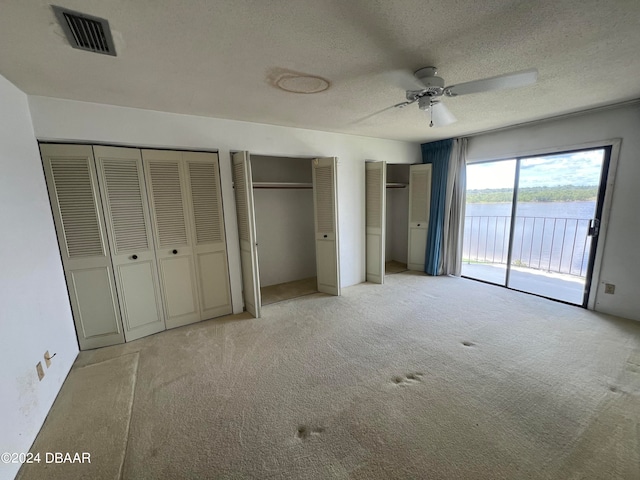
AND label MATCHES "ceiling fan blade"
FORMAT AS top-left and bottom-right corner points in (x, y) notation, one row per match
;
(429, 101), (457, 126)
(445, 68), (538, 97)
(349, 104), (398, 125)
(350, 99), (417, 125)
(384, 69), (426, 91)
